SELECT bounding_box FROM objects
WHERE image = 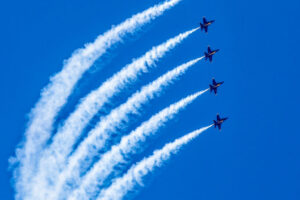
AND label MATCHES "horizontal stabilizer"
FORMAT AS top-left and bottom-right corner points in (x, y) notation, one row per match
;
(204, 52), (208, 60)
(213, 120), (217, 128)
(200, 23), (204, 31)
